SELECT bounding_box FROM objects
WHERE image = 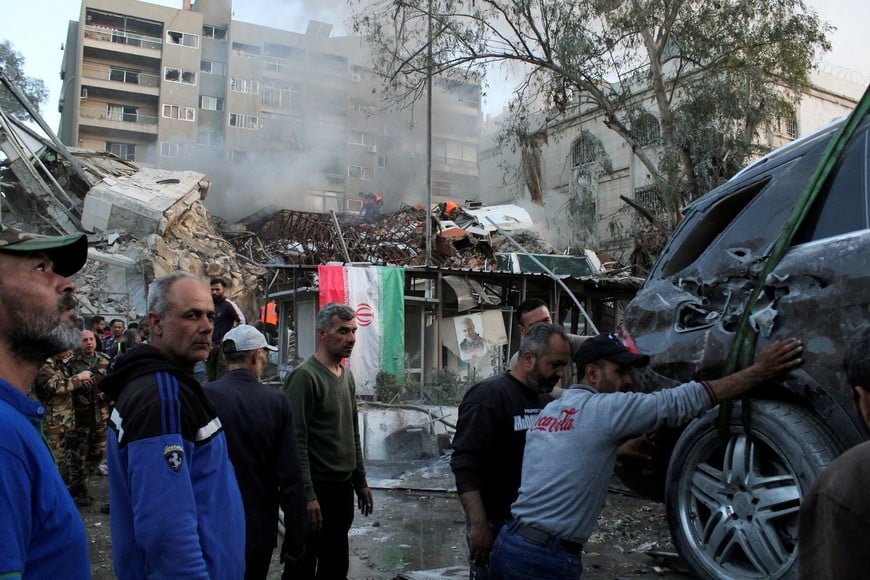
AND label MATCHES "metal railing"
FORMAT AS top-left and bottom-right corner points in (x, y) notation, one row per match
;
(80, 109), (159, 126)
(84, 25), (162, 50)
(81, 62), (160, 88)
